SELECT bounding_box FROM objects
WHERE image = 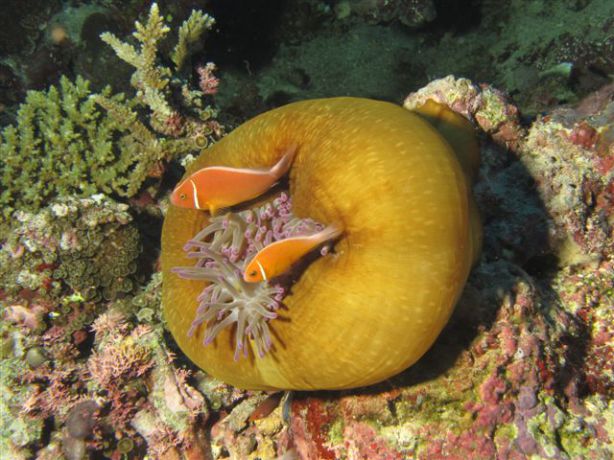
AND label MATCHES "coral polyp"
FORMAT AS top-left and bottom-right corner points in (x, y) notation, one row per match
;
(171, 193), (324, 359)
